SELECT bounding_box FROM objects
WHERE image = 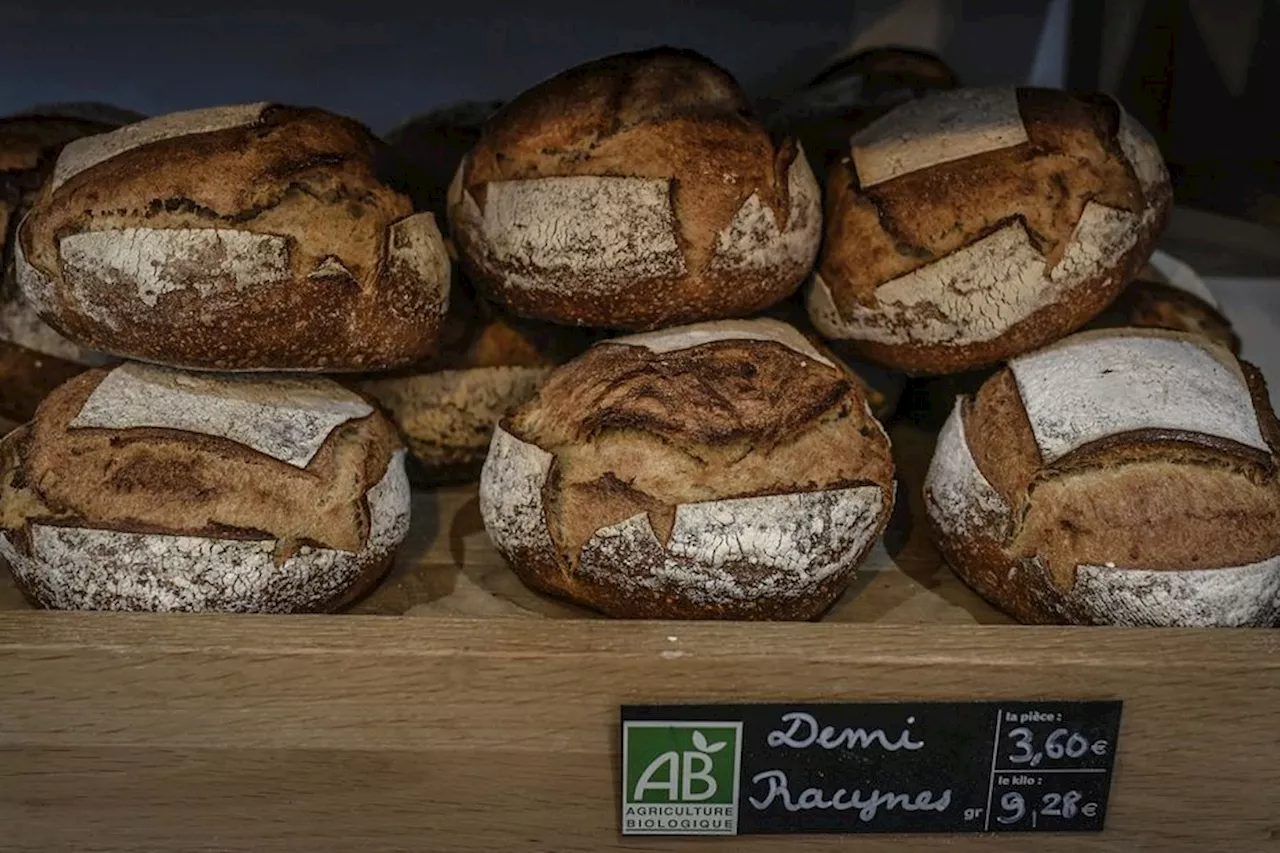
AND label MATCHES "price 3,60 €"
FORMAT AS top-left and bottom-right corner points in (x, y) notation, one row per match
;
(1005, 727), (1109, 766)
